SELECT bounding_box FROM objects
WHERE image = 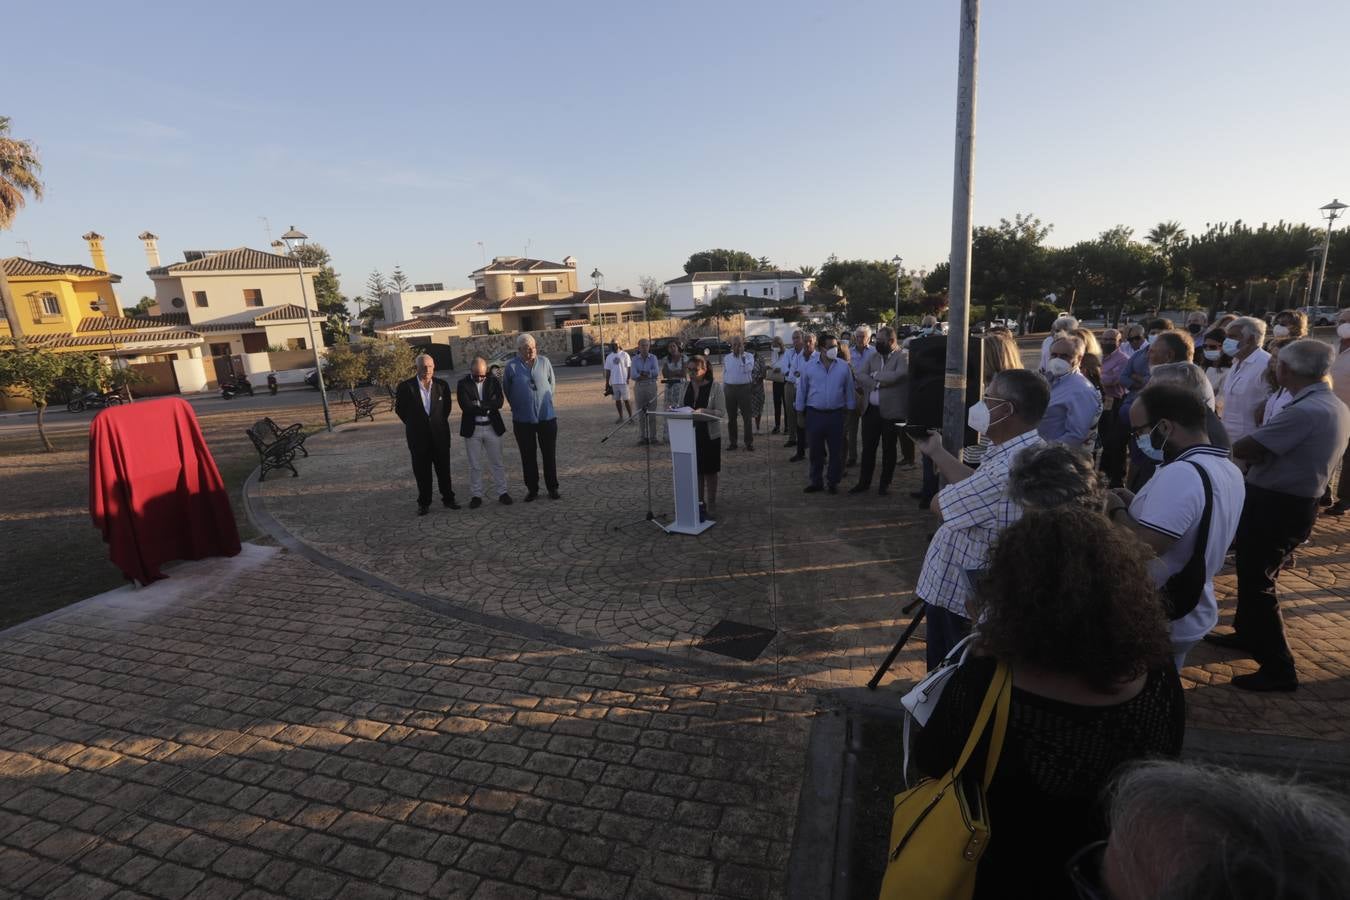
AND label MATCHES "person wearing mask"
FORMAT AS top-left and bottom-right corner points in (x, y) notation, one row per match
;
(794, 332), (855, 493)
(659, 340), (688, 444)
(1269, 308), (1307, 342)
(721, 334), (757, 452)
(1039, 334), (1102, 448)
(844, 325), (875, 468)
(1326, 308), (1350, 516)
(681, 355), (726, 520)
(912, 369), (1049, 666)
(749, 348), (768, 434)
(1257, 337), (1295, 426)
(851, 325), (908, 494)
(1079, 761), (1350, 900)
(1207, 340), (1350, 691)
(913, 508), (1183, 898)
(394, 353), (459, 516)
(1124, 318), (1174, 393)
(629, 338), (661, 445)
(1120, 323), (1146, 358)
(779, 330), (804, 450)
(1038, 314), (1080, 373)
(1106, 384), (1244, 668)
(1184, 311), (1208, 346)
(1199, 327), (1232, 410)
(1218, 316), (1271, 443)
(788, 333), (816, 462)
(962, 330), (1024, 468)
(1122, 329), (1198, 490)
(1099, 328), (1131, 487)
(768, 336), (788, 435)
(456, 355), (511, 508)
(604, 341), (632, 424)
(1147, 362), (1230, 450)
(503, 333), (560, 502)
